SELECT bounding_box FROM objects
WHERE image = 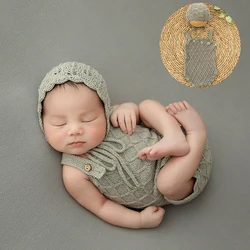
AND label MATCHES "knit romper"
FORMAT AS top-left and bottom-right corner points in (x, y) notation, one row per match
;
(184, 29), (218, 87)
(61, 124), (212, 209)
